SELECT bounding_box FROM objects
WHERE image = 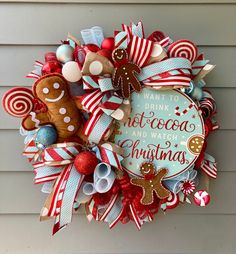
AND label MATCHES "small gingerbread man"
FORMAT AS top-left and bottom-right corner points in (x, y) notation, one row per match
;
(22, 73), (82, 139)
(131, 162), (170, 205)
(112, 48), (141, 99)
